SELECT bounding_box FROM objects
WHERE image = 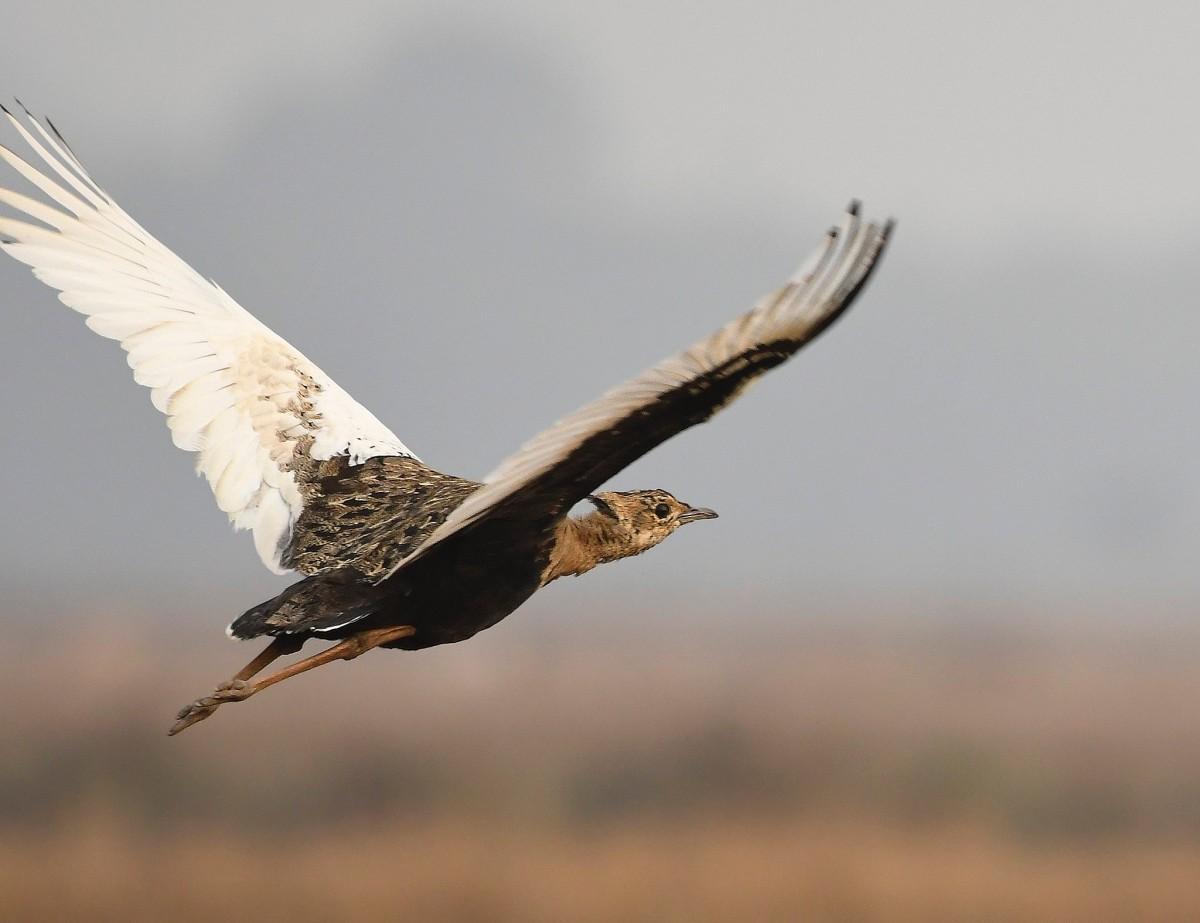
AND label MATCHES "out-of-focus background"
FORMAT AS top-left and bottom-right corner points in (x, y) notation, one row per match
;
(2, 2), (1199, 920)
